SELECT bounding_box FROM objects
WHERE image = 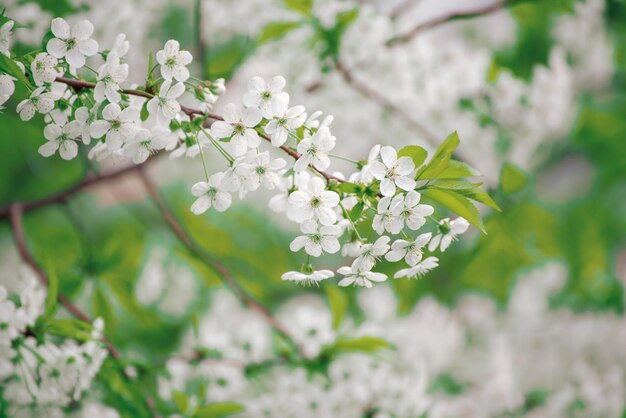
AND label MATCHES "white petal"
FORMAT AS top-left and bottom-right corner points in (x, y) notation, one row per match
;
(51, 18), (70, 39)
(191, 196), (211, 214)
(72, 20), (94, 40)
(379, 146), (397, 168)
(38, 141), (59, 157)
